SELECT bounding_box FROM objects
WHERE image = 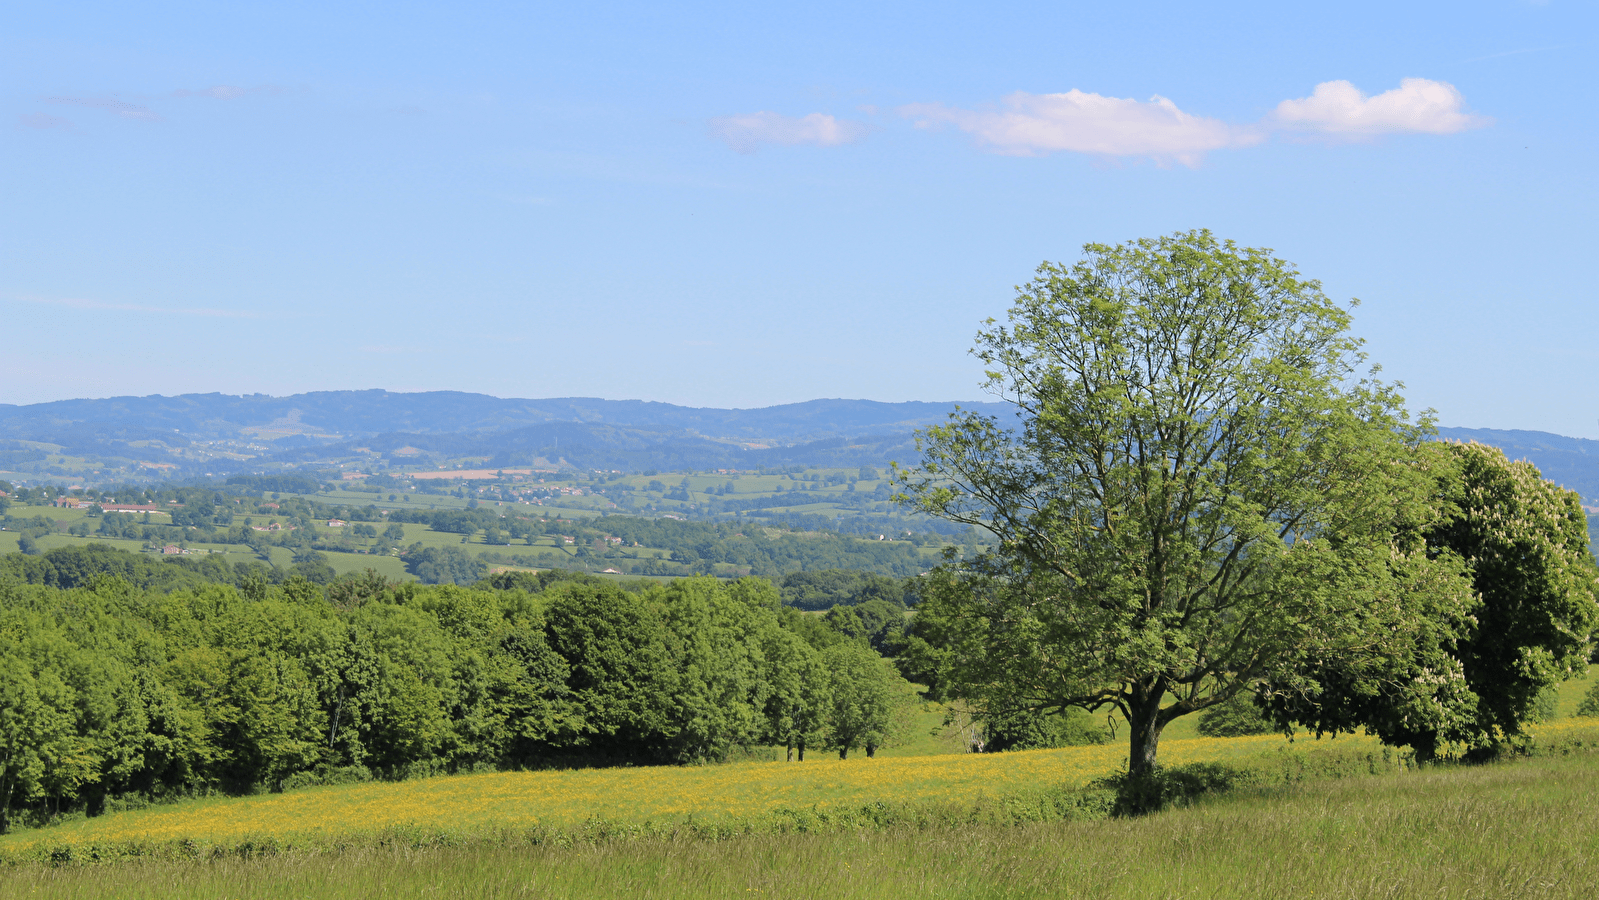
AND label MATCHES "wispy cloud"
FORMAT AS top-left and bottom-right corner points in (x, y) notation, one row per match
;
(895, 78), (1486, 165)
(902, 90), (1260, 166)
(15, 295), (268, 319)
(171, 84), (287, 100)
(172, 85), (247, 100)
(708, 111), (870, 154)
(1269, 78), (1489, 138)
(31, 86), (287, 129)
(19, 113), (72, 130)
(44, 95), (161, 121)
